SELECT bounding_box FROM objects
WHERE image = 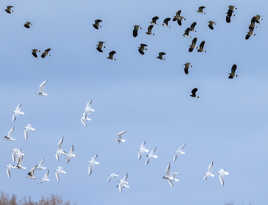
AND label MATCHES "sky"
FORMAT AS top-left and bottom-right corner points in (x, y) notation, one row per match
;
(0, 0), (267, 204)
